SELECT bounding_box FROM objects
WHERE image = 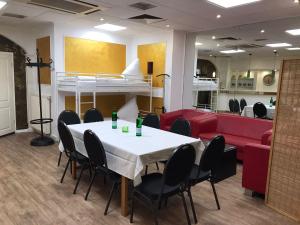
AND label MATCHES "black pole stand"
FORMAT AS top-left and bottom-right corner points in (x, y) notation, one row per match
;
(26, 49), (54, 146)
